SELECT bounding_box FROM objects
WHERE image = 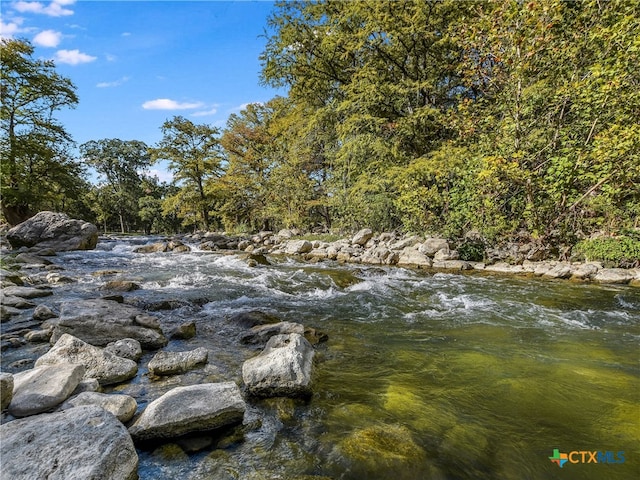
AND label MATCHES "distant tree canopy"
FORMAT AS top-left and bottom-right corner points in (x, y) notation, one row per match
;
(1, 38), (86, 225)
(2, 2), (638, 244)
